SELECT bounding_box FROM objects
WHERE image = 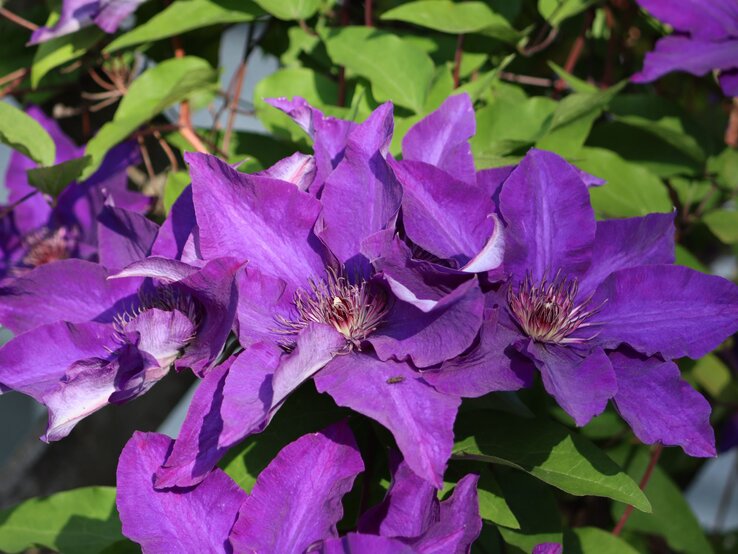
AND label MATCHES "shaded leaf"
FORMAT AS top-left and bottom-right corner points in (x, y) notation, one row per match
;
(0, 487), (124, 554)
(495, 468), (563, 551)
(27, 156), (91, 198)
(453, 412), (651, 511)
(539, 0), (598, 25)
